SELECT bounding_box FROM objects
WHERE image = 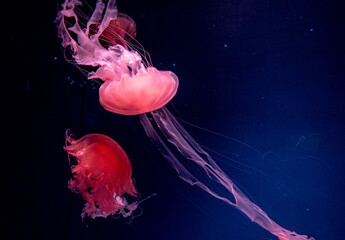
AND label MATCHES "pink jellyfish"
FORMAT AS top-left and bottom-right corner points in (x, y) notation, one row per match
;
(64, 131), (138, 219)
(56, 1), (314, 239)
(55, 0), (178, 115)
